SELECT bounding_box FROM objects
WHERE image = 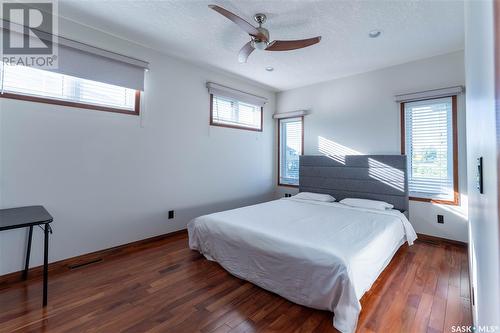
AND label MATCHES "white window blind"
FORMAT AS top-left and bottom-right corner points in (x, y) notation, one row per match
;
(2, 65), (137, 111)
(279, 117), (303, 186)
(3, 19), (149, 90)
(404, 96), (455, 201)
(211, 95), (262, 131)
(206, 82), (267, 107)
